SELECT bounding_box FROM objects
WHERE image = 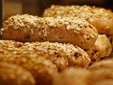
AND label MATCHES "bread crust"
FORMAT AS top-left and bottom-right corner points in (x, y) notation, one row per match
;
(0, 40), (91, 69)
(88, 68), (113, 85)
(0, 62), (35, 85)
(0, 54), (58, 85)
(43, 5), (113, 34)
(89, 59), (113, 70)
(1, 14), (98, 49)
(53, 67), (90, 85)
(86, 34), (112, 61)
